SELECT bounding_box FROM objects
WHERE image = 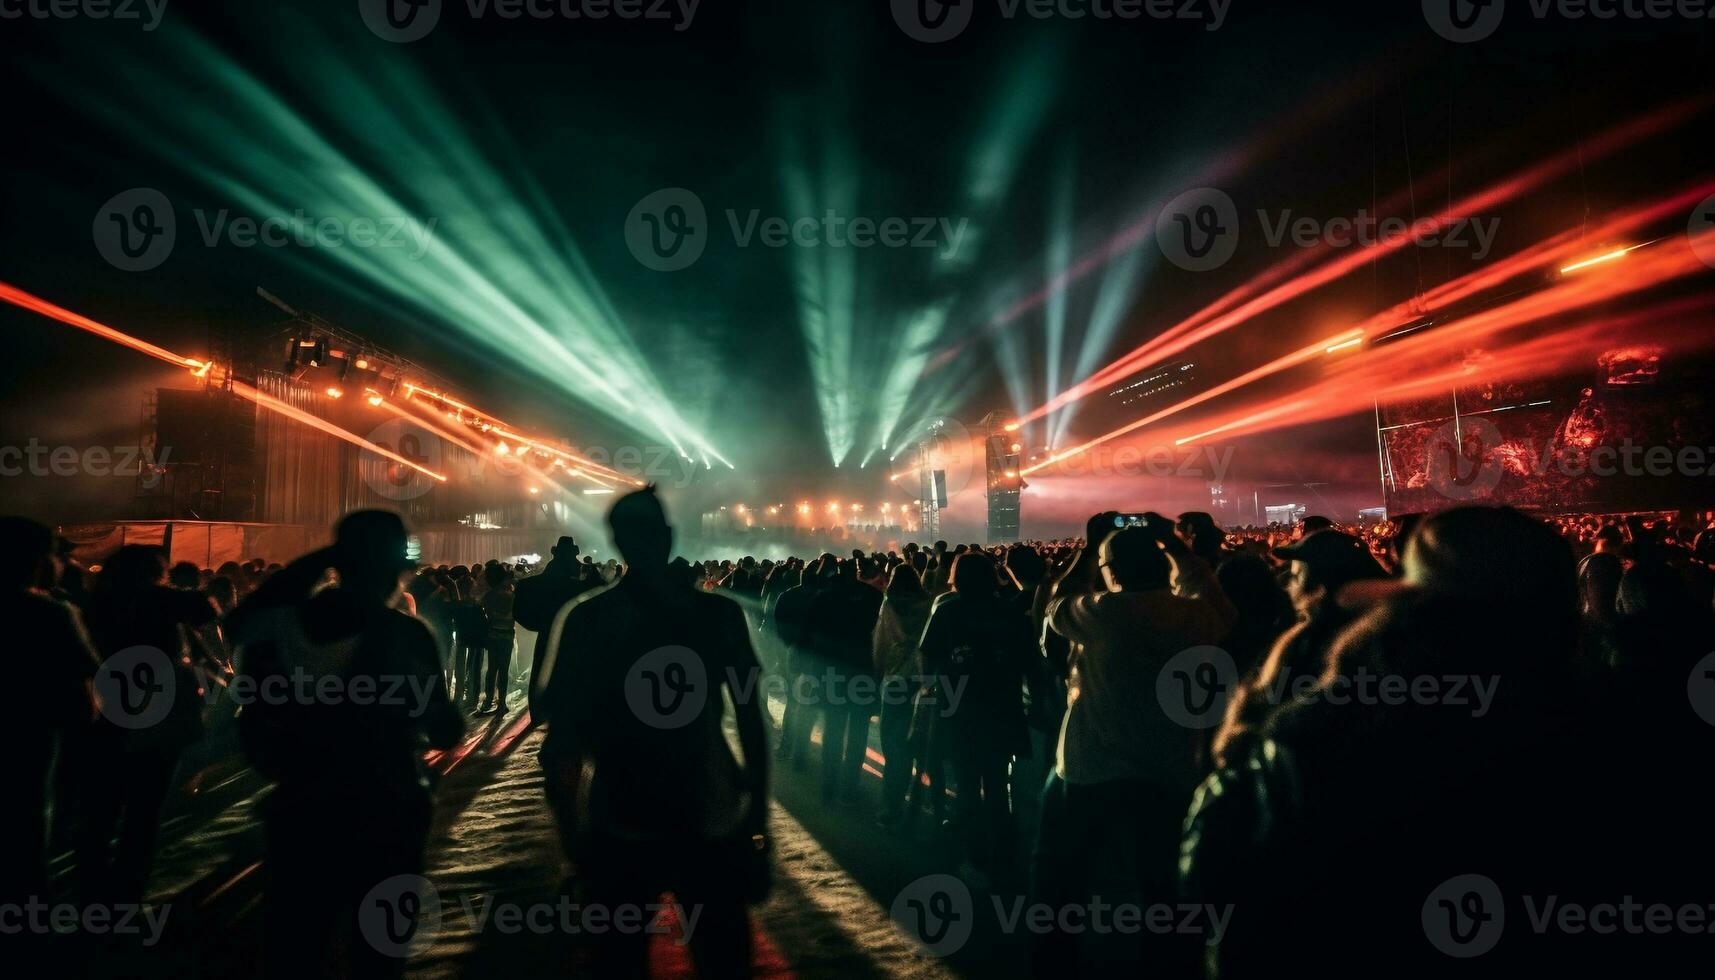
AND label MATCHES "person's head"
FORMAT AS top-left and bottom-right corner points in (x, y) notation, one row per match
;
(1342, 506), (1578, 651)
(1272, 530), (1387, 613)
(331, 510), (418, 603)
(1177, 511), (1223, 555)
(0, 517), (55, 592)
(99, 544), (169, 594)
(484, 563), (510, 588)
(551, 535), (579, 563)
(1005, 543), (1046, 587)
(949, 550), (999, 598)
(1099, 526), (1171, 592)
(608, 486), (673, 570)
(885, 562), (926, 599)
(207, 575), (237, 610)
(168, 561), (201, 590)
(1593, 523), (1625, 554)
(1300, 515), (1335, 536)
